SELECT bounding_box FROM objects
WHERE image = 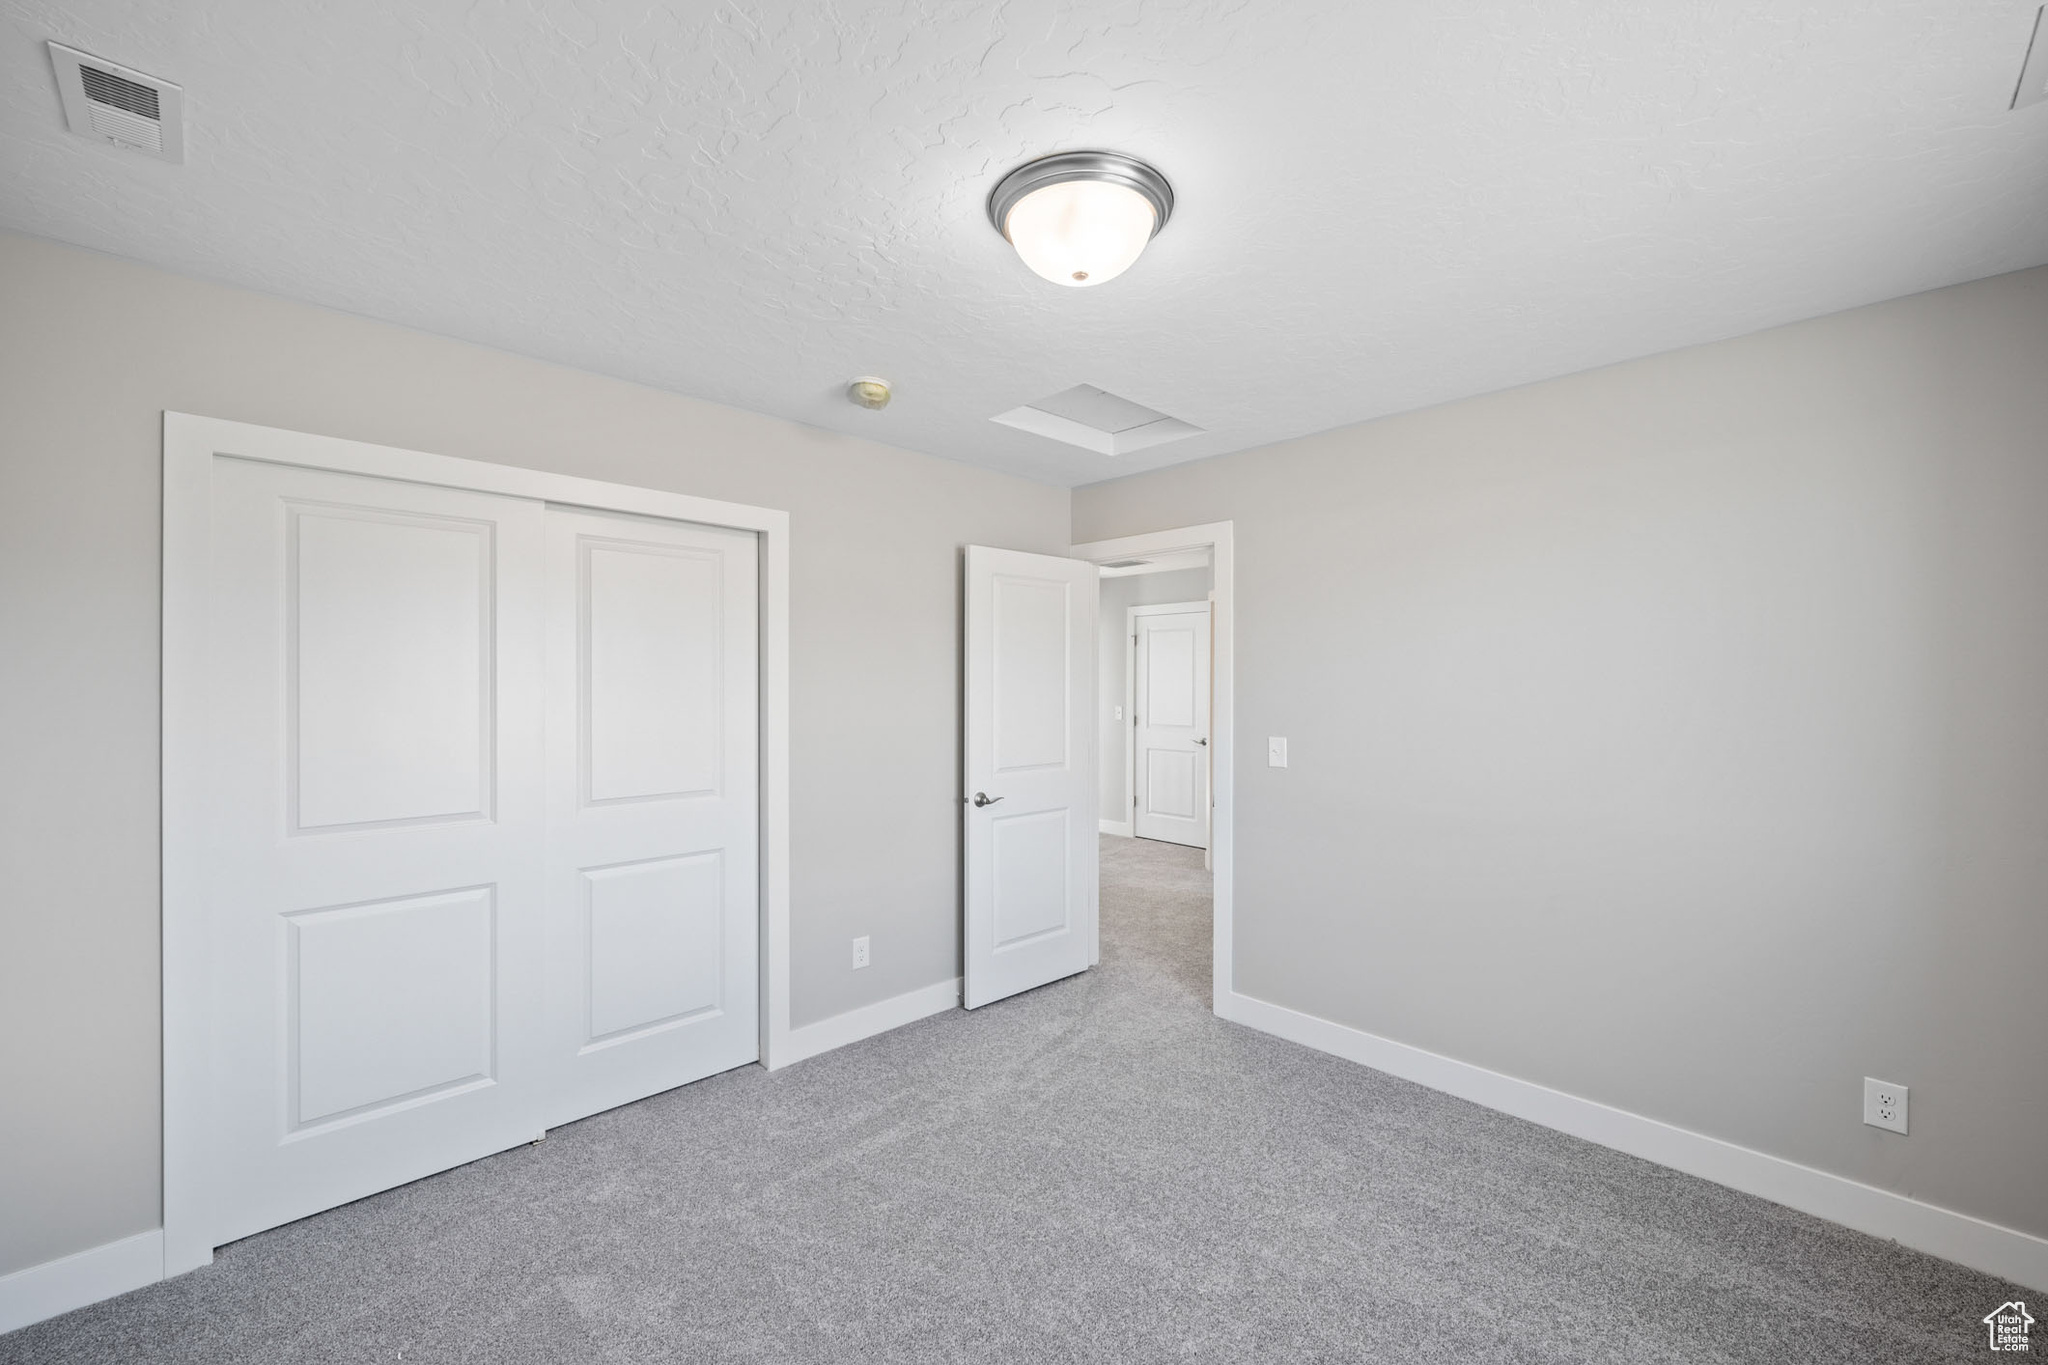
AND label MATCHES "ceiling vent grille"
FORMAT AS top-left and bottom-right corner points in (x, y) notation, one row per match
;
(990, 384), (1202, 457)
(49, 42), (183, 162)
